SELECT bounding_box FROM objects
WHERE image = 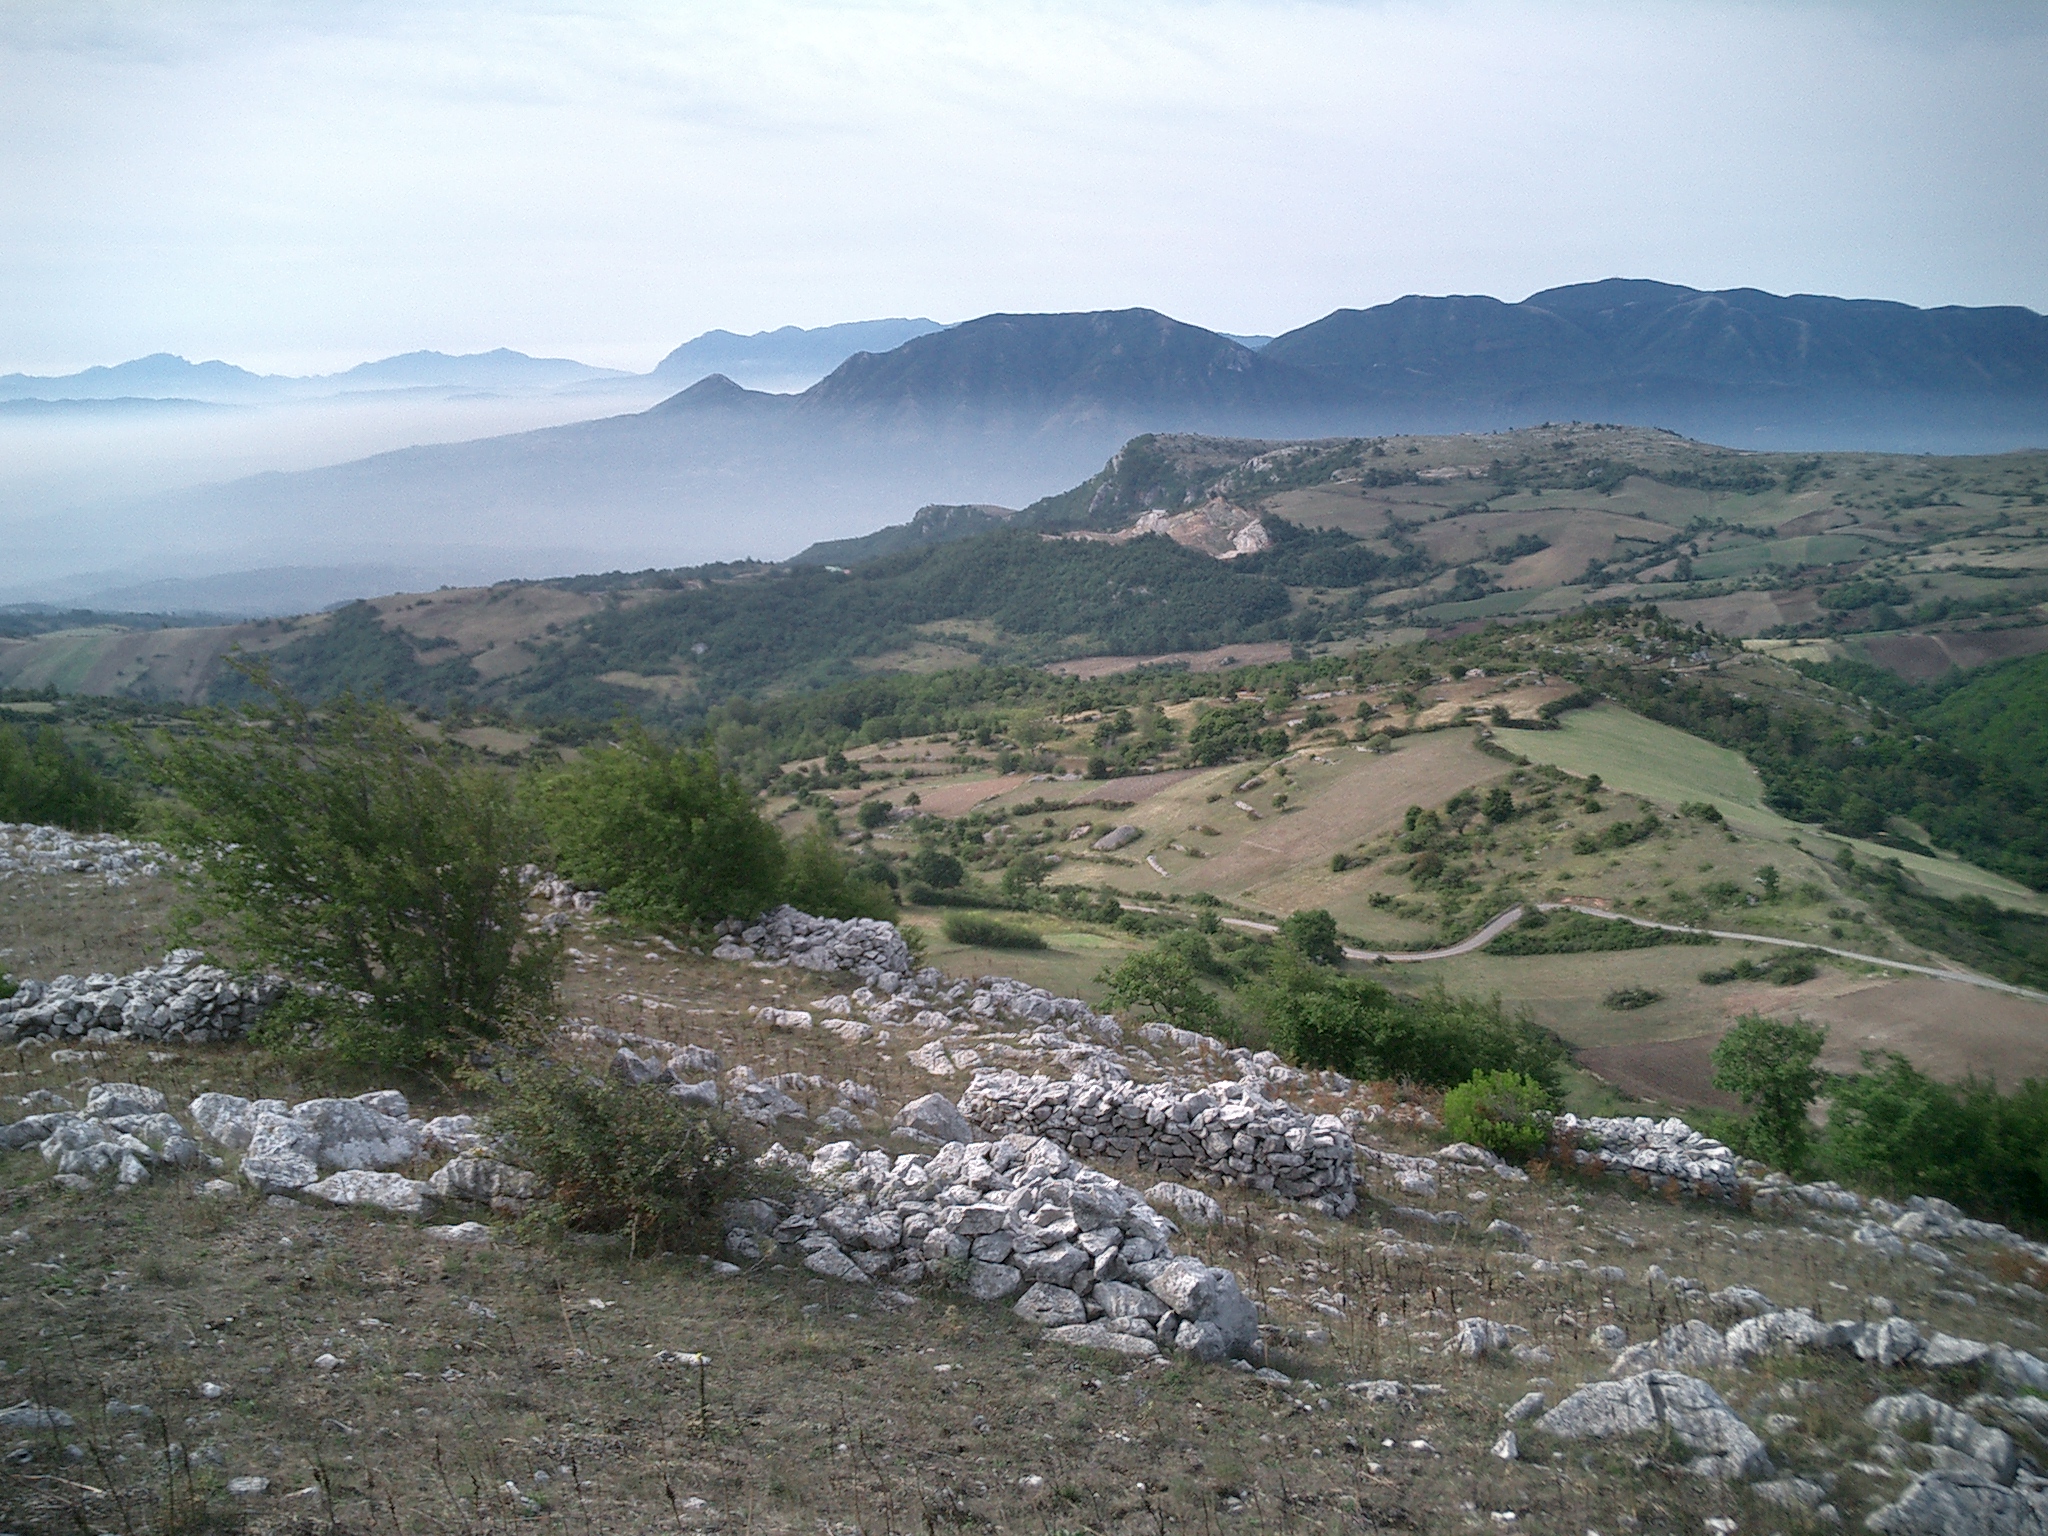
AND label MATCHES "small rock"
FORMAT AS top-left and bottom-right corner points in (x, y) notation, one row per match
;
(425, 1222), (493, 1244)
(227, 1476), (271, 1496)
(1505, 1392), (1546, 1422)
(312, 1354), (341, 1372)
(1491, 1430), (1518, 1461)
